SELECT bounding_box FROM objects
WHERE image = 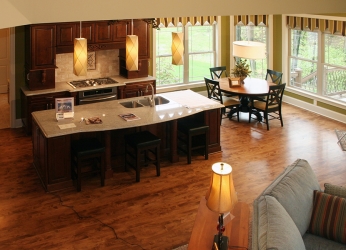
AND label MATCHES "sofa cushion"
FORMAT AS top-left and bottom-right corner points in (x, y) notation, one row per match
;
(308, 190), (346, 244)
(303, 233), (346, 250)
(324, 183), (346, 198)
(256, 195), (306, 250)
(261, 159), (321, 236)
